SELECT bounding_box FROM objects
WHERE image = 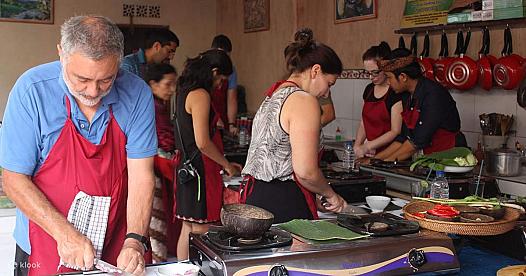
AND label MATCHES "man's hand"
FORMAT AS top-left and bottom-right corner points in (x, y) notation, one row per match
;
(117, 239), (145, 275)
(56, 227), (95, 270)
